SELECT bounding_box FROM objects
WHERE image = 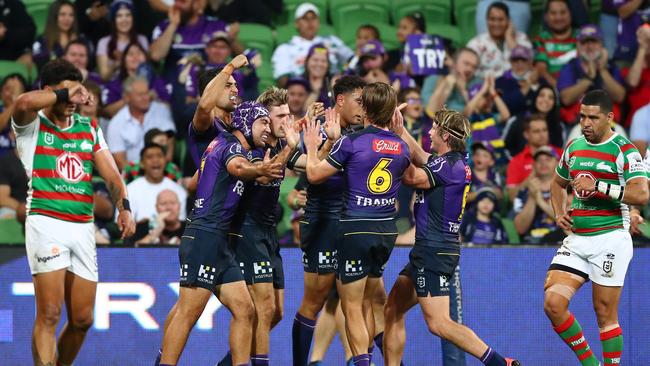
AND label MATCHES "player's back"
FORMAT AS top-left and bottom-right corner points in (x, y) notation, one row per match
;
(414, 151), (471, 249)
(187, 131), (247, 232)
(327, 126), (410, 219)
